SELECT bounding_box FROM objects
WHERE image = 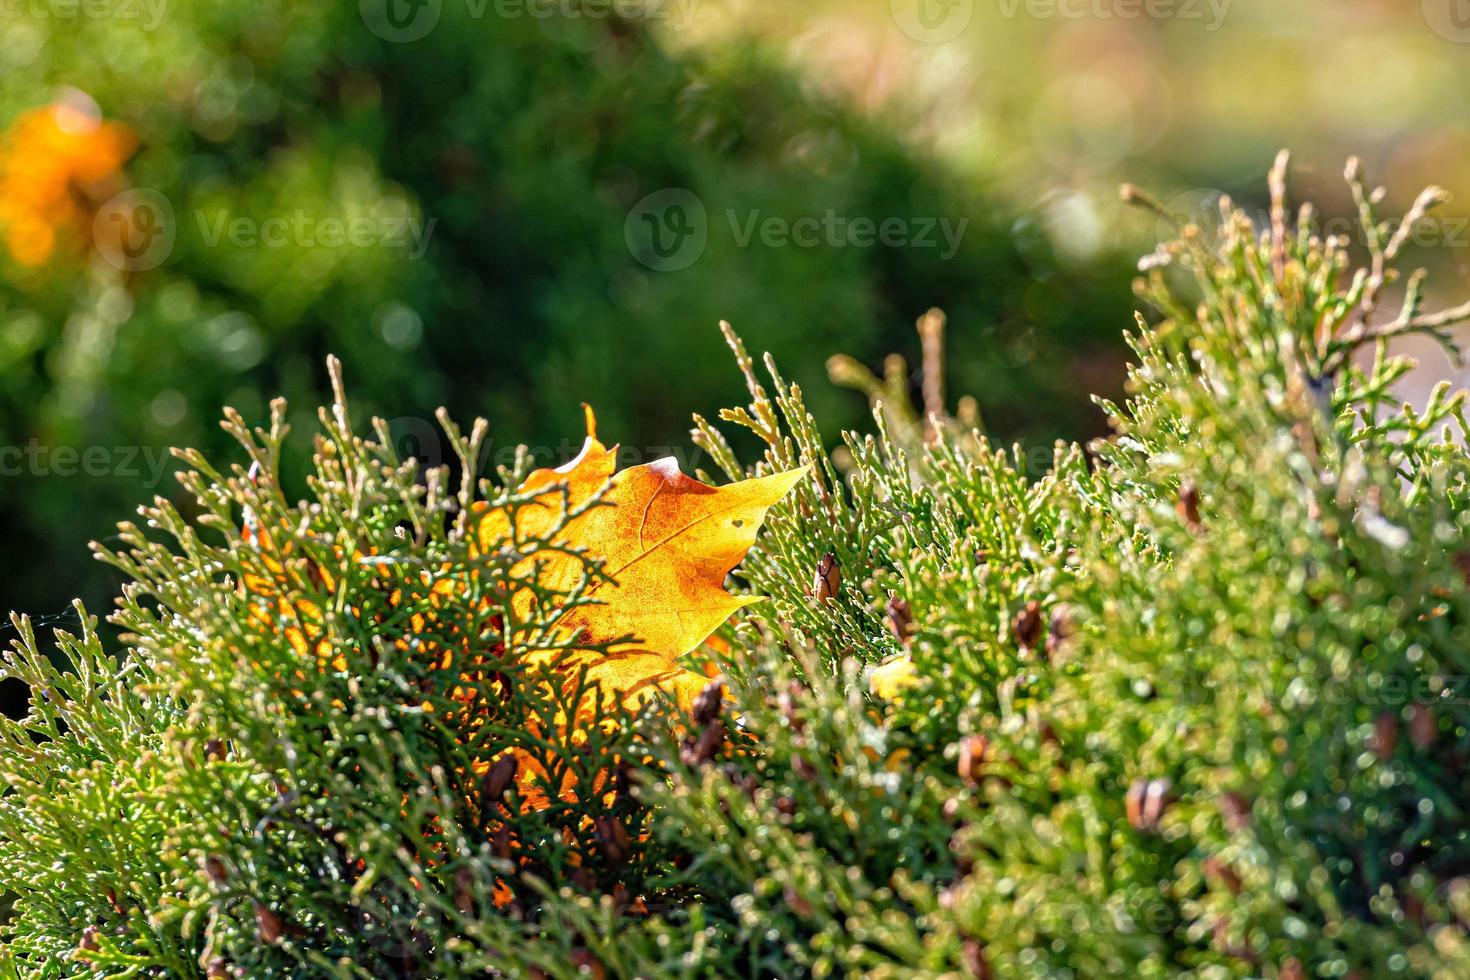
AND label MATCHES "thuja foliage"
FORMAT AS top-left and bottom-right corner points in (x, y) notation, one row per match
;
(4, 154), (1470, 977)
